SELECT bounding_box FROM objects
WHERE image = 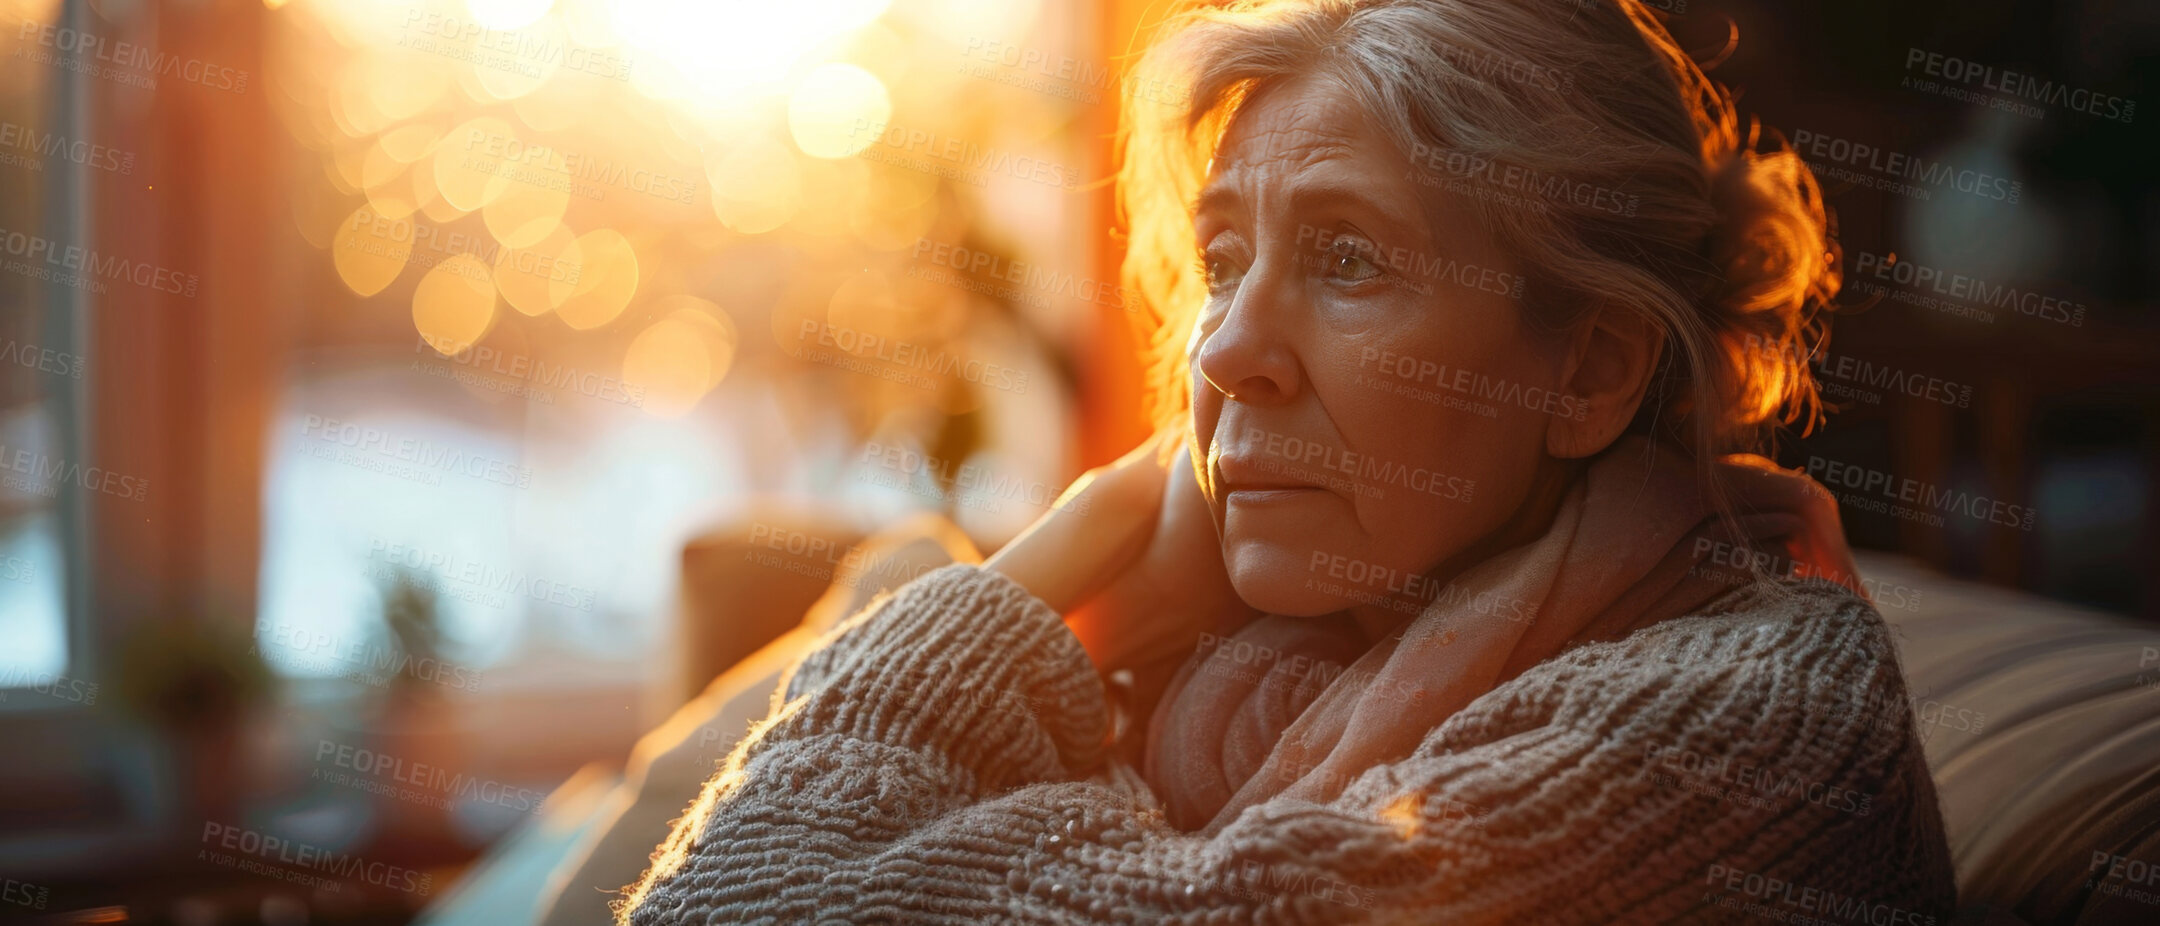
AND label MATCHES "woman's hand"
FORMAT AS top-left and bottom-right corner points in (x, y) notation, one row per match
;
(985, 429), (1252, 675)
